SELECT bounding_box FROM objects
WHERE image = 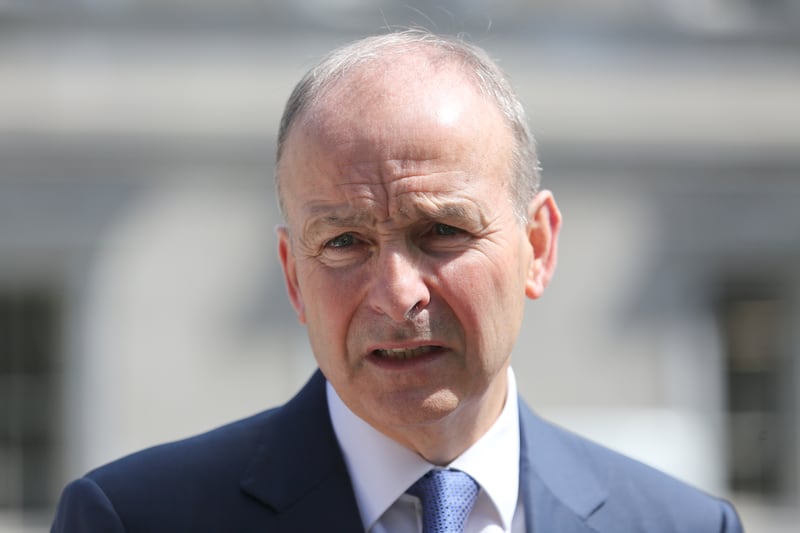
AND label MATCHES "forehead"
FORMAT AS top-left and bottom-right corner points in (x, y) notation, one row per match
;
(297, 52), (509, 153)
(278, 54), (513, 225)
